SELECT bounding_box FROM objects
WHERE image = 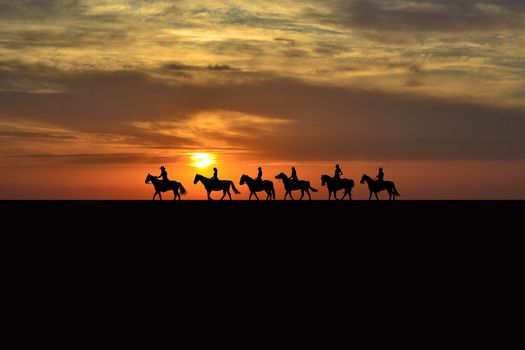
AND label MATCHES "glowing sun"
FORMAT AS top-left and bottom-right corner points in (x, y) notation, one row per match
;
(191, 152), (213, 168)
